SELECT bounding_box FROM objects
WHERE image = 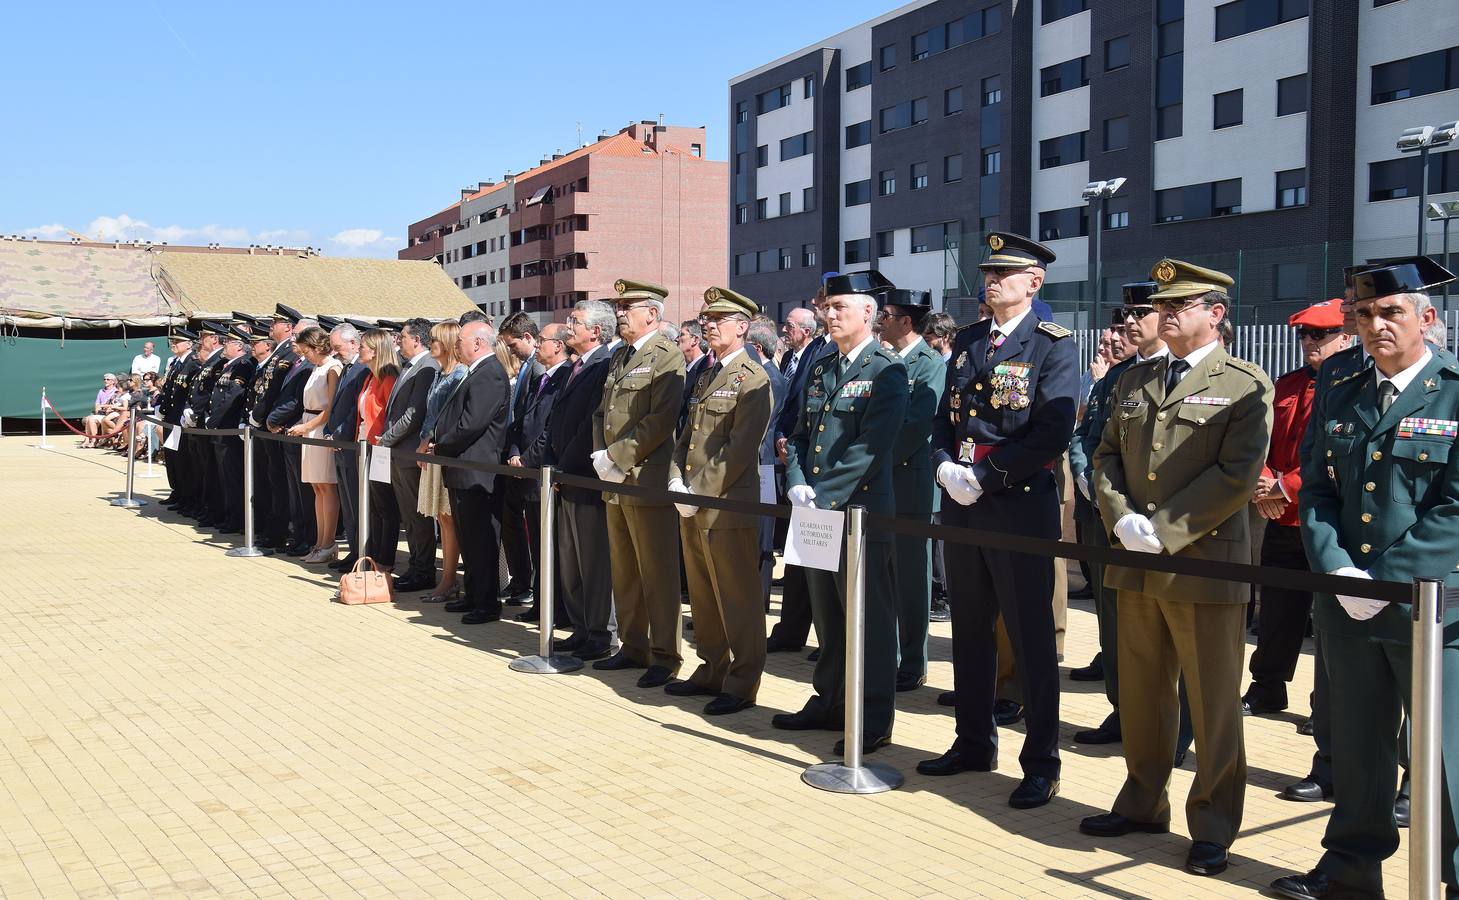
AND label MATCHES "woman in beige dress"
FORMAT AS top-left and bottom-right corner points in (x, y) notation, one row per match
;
(417, 320), (466, 602)
(287, 326), (343, 564)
